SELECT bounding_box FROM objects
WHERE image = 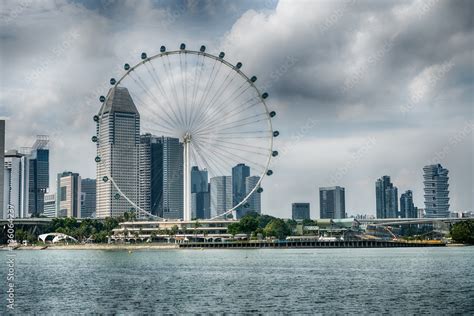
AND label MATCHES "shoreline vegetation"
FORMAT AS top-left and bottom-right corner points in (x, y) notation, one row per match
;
(3, 212), (473, 249)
